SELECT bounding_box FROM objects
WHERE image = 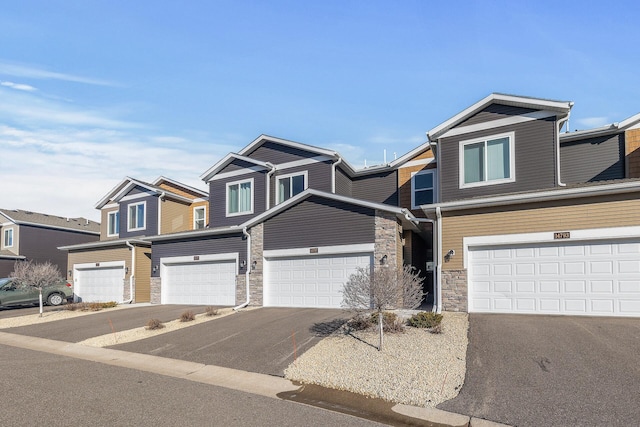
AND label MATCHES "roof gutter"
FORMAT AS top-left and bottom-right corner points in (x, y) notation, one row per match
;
(234, 226), (251, 311)
(123, 241), (135, 304)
